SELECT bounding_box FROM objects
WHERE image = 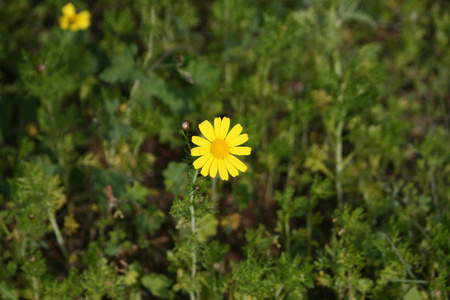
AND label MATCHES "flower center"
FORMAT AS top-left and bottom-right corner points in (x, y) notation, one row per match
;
(68, 15), (77, 25)
(210, 139), (229, 159)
